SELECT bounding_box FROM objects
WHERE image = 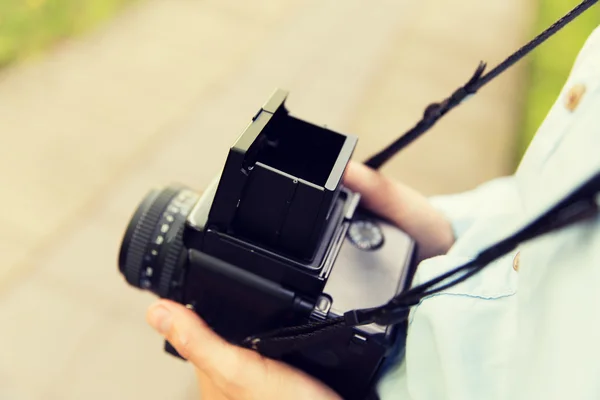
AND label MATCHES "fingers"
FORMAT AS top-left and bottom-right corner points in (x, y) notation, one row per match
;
(146, 300), (271, 396)
(343, 160), (412, 226)
(146, 300), (343, 400)
(343, 161), (455, 259)
(145, 300), (340, 400)
(145, 300), (240, 374)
